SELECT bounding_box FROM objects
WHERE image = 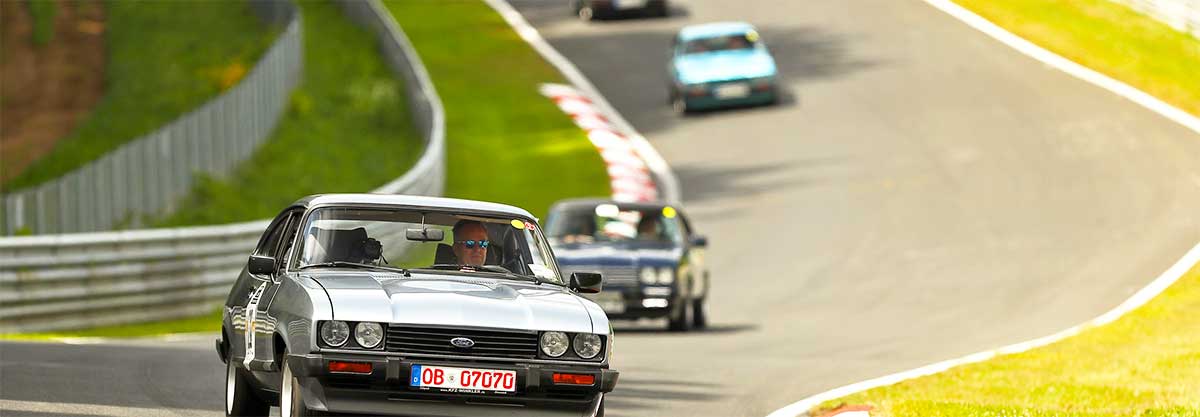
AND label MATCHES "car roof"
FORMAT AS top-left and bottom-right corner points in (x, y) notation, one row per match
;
(678, 21), (757, 42)
(549, 198), (675, 212)
(292, 194), (536, 219)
